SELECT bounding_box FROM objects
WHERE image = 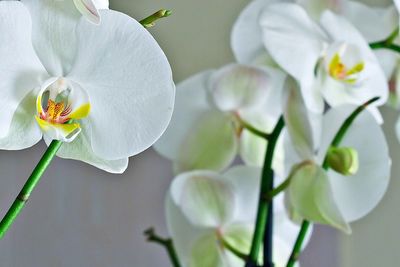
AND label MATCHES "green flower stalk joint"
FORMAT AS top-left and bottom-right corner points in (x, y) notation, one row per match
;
(140, 9), (172, 28)
(325, 147), (359, 176)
